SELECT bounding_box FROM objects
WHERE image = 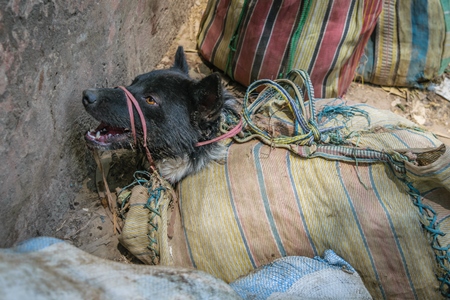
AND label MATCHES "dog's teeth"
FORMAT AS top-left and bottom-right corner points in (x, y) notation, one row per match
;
(96, 131), (101, 139)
